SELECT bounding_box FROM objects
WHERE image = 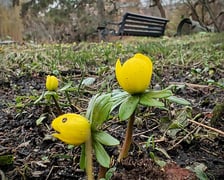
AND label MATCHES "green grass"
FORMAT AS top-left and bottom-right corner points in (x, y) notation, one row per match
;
(1, 32), (223, 77)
